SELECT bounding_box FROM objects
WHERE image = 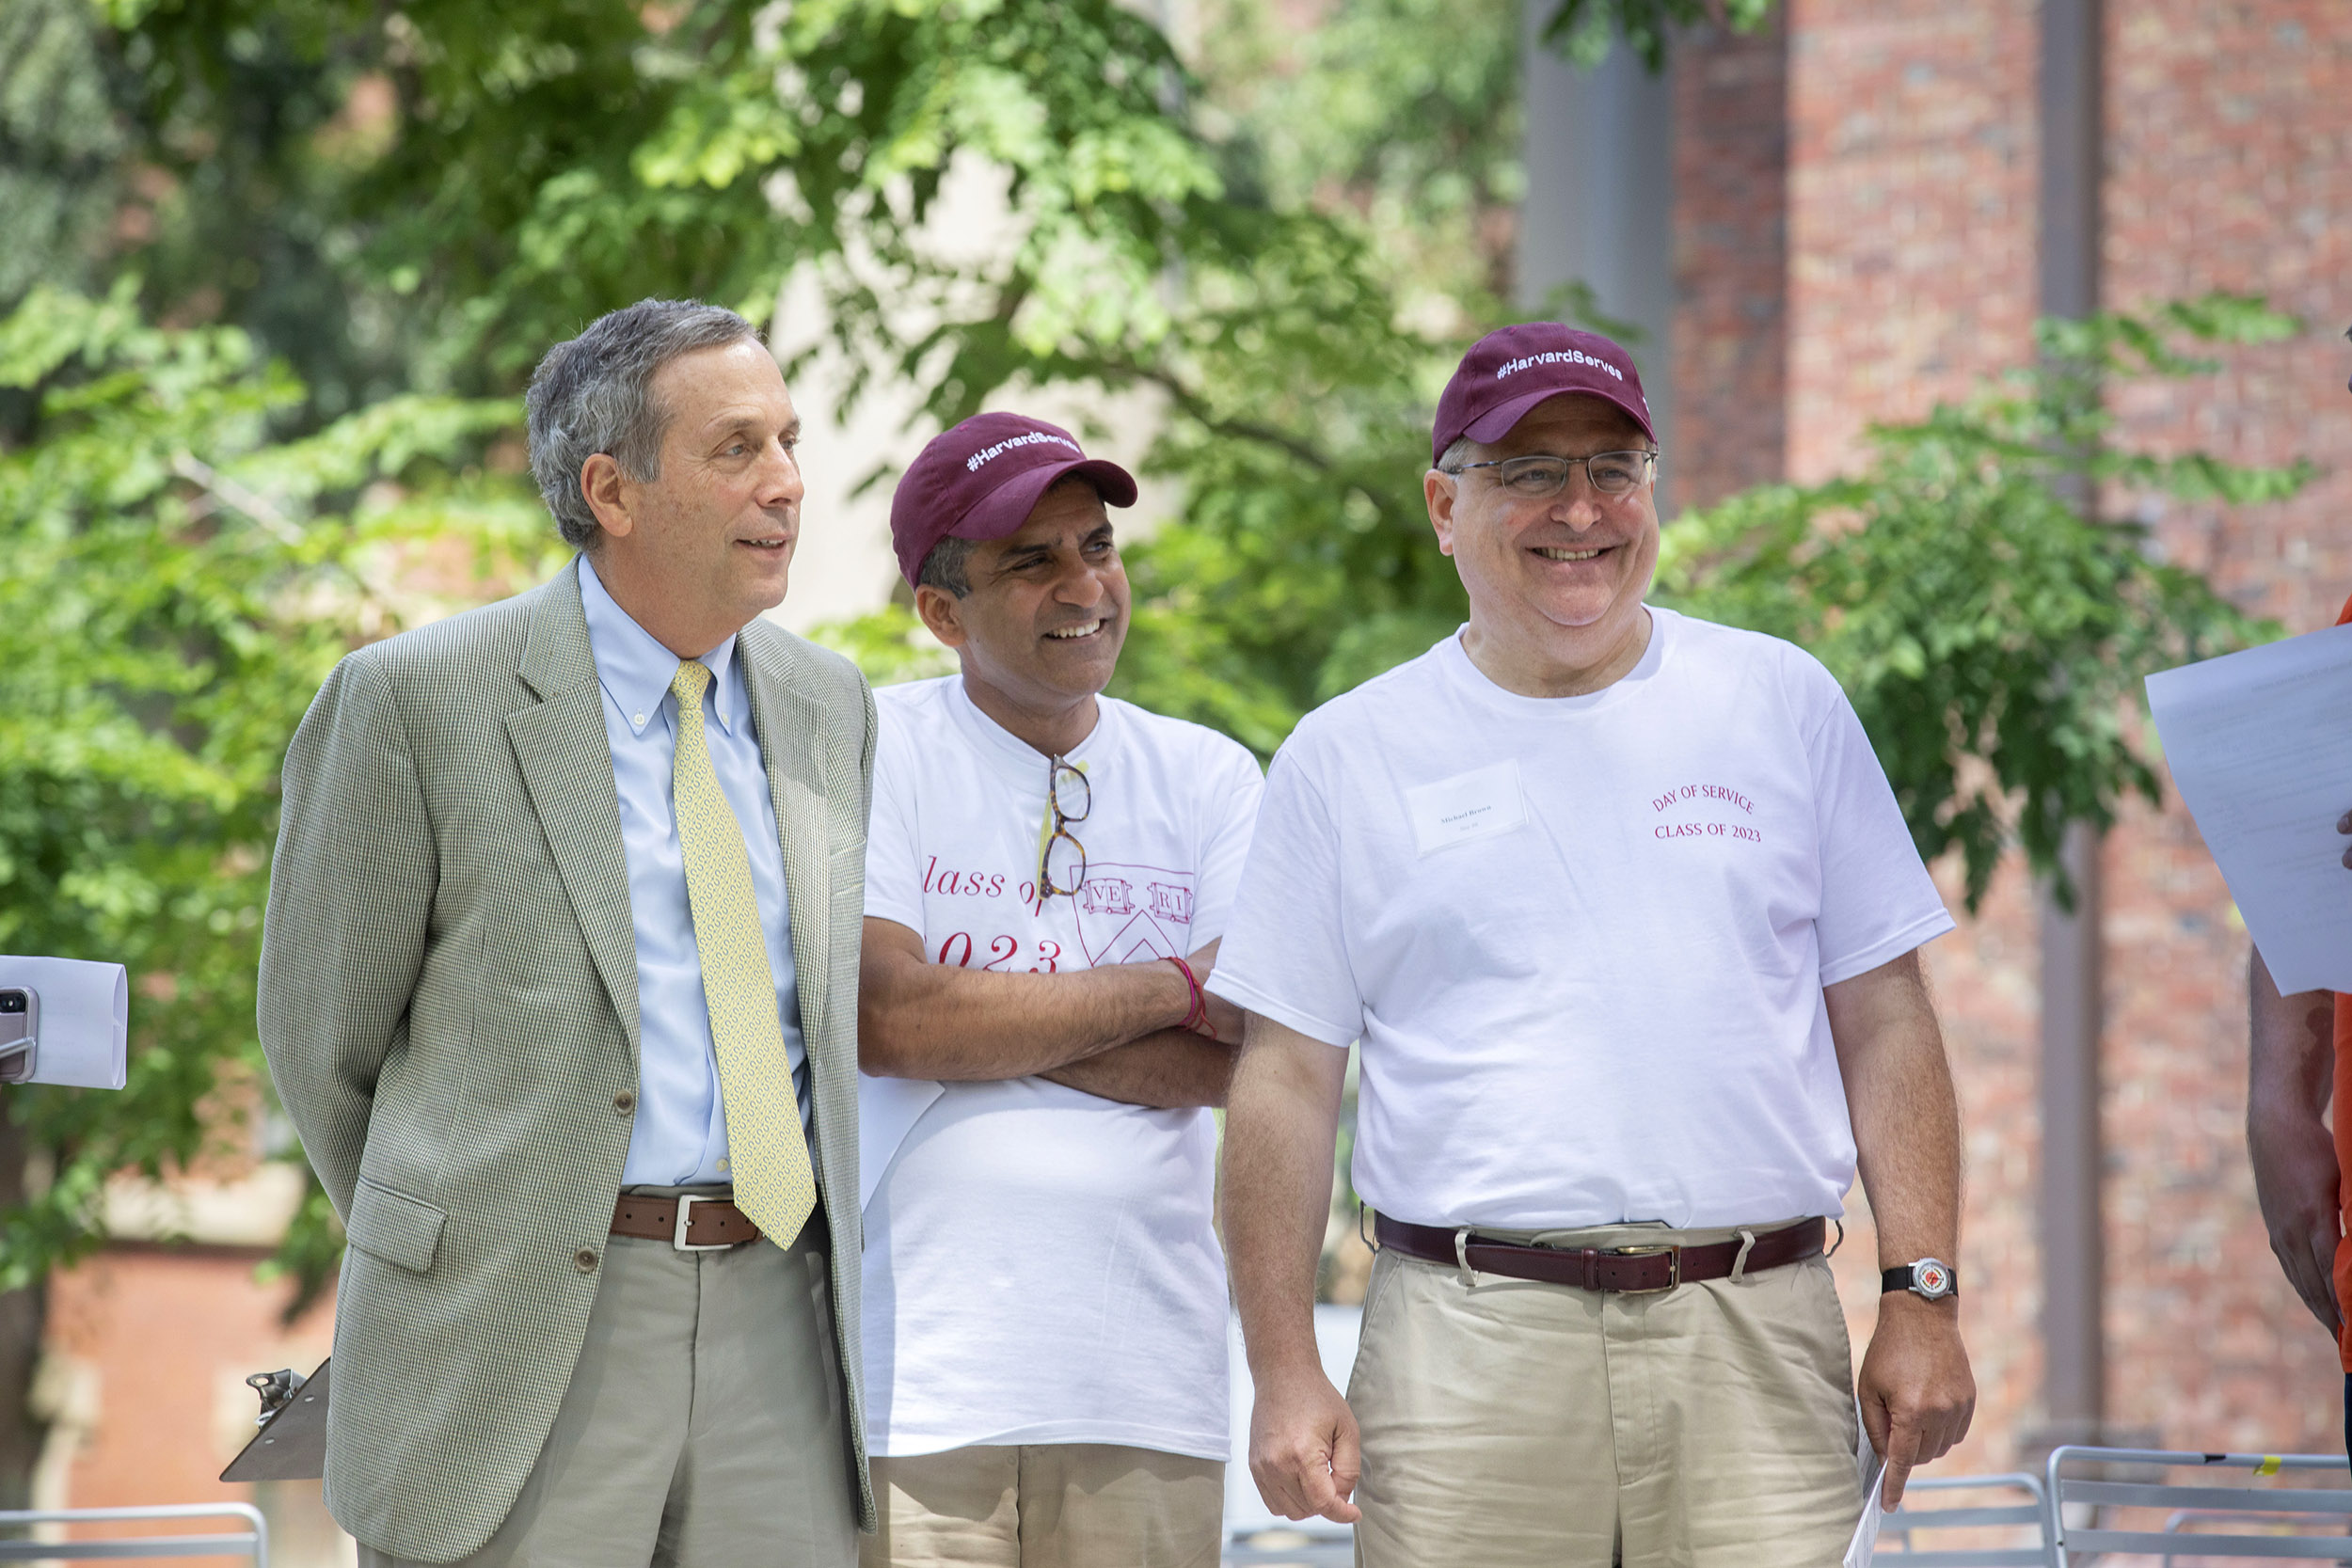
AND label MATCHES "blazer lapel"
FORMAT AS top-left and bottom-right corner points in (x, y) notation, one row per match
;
(739, 626), (834, 1045)
(505, 562), (643, 1052)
